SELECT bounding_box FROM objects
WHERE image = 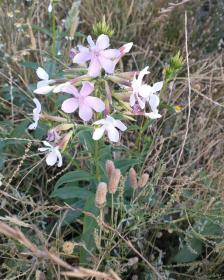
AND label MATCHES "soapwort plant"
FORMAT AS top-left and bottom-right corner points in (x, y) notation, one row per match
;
(28, 33), (166, 168)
